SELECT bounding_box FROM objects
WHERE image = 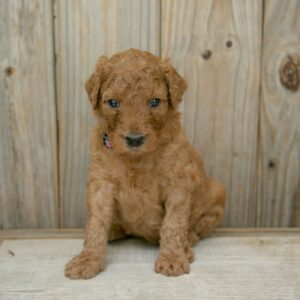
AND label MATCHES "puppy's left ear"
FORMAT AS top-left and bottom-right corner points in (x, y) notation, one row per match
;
(161, 59), (187, 109)
(85, 55), (109, 110)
